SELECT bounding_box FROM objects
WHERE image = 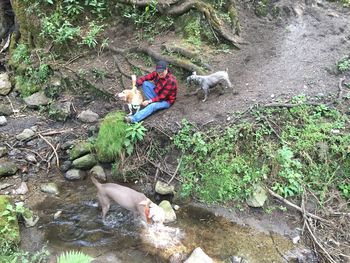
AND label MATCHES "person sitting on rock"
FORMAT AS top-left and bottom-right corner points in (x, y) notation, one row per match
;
(125, 60), (178, 123)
